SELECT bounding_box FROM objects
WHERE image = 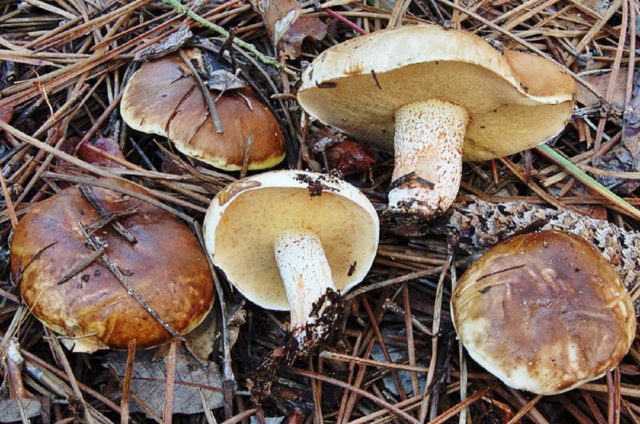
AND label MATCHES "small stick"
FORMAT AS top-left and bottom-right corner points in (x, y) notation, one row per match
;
(0, 172), (18, 229)
(55, 247), (105, 285)
(240, 135), (254, 179)
(85, 208), (138, 234)
(79, 184), (137, 243)
(177, 49), (224, 134)
(47, 330), (96, 424)
(78, 222), (184, 341)
(506, 394), (543, 424)
(120, 339), (137, 424)
(162, 339), (179, 424)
